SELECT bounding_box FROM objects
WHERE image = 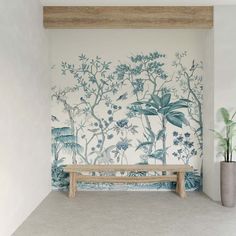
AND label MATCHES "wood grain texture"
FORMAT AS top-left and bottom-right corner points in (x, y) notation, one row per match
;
(66, 164), (191, 198)
(76, 175), (177, 183)
(64, 164), (193, 173)
(43, 6), (213, 29)
(176, 172), (186, 198)
(69, 172), (76, 198)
